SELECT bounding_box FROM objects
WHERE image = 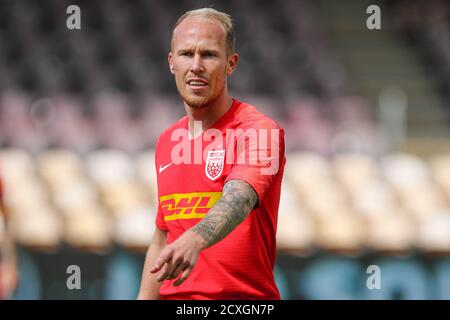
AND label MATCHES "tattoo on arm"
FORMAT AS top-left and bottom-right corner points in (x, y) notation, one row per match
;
(191, 179), (258, 248)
